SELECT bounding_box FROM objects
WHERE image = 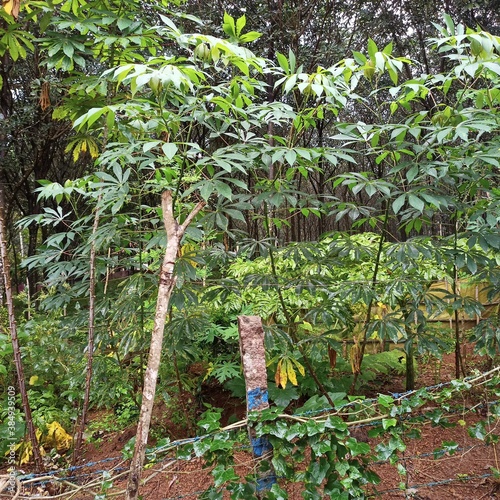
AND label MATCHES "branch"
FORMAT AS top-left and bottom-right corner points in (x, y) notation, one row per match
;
(180, 200), (206, 233)
(161, 191), (206, 237)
